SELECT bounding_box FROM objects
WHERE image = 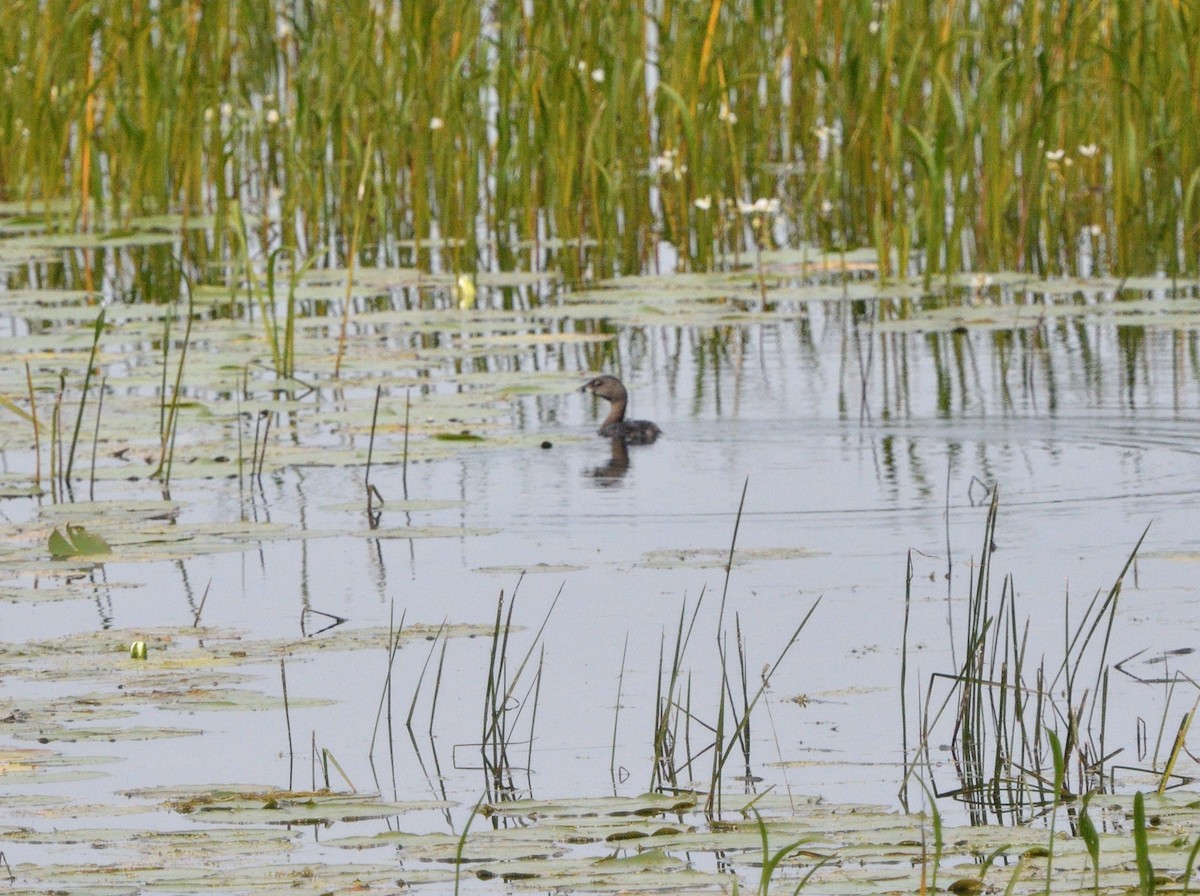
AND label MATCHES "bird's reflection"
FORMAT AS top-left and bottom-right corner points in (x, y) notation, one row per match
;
(586, 436), (630, 486)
